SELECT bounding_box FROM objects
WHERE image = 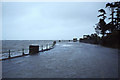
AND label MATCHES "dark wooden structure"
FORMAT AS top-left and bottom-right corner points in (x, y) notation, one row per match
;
(53, 41), (56, 46)
(29, 45), (39, 54)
